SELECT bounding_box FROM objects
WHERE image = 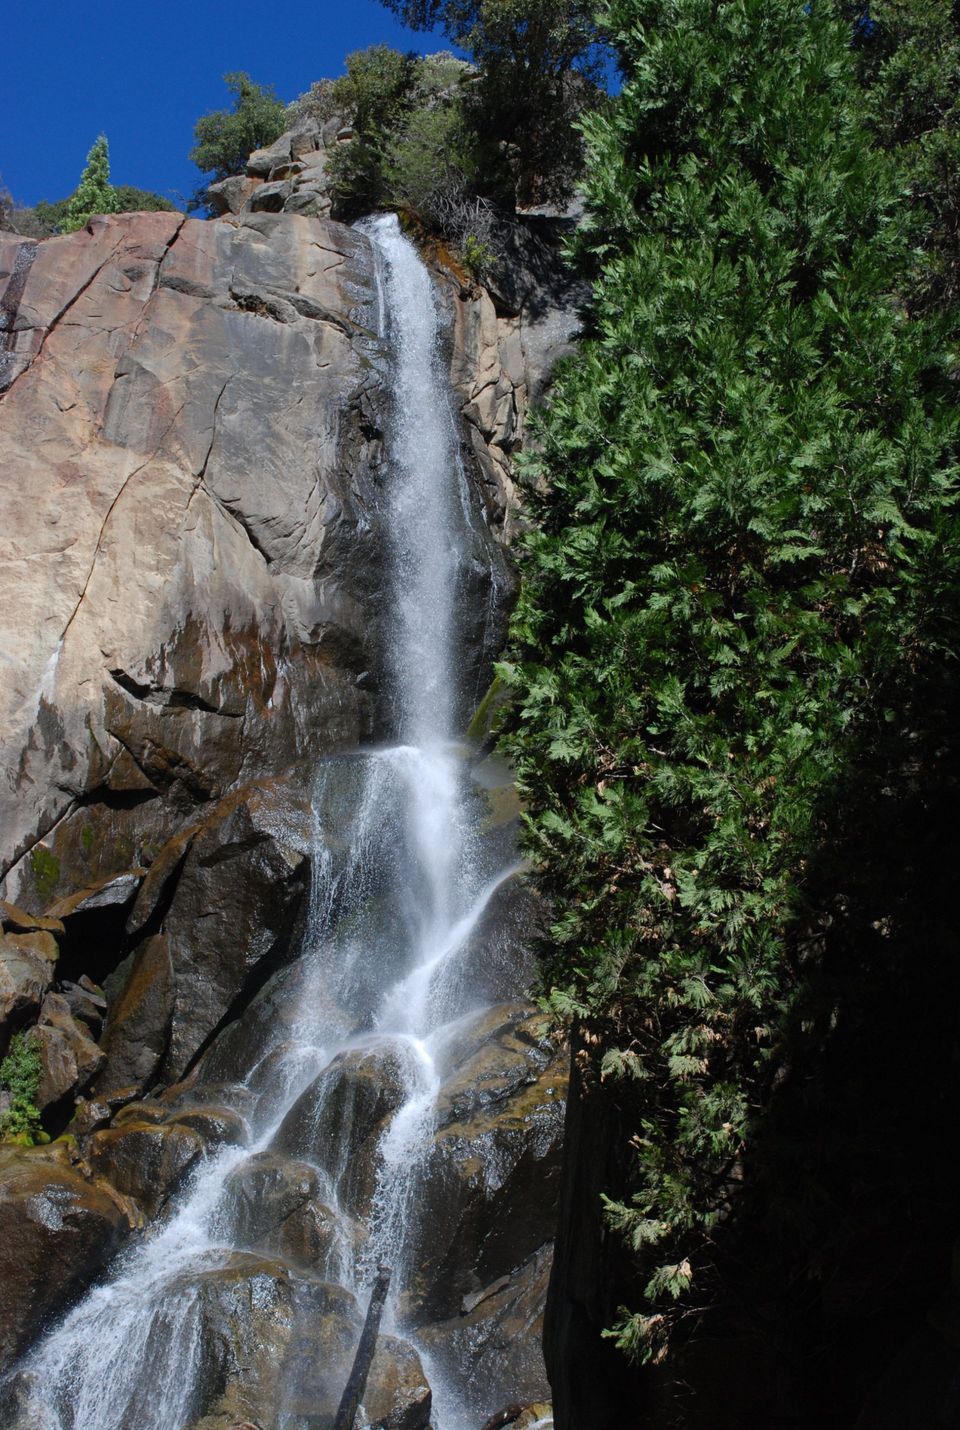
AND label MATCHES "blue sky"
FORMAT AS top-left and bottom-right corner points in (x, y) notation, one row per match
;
(3, 0), (450, 208)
